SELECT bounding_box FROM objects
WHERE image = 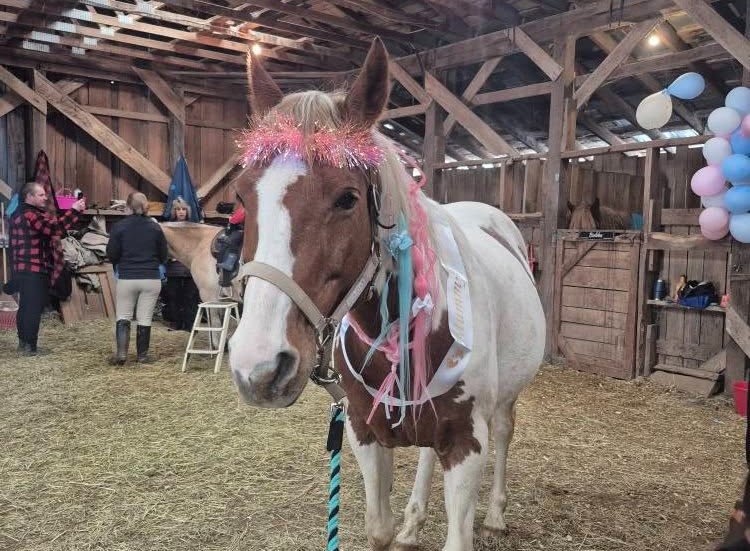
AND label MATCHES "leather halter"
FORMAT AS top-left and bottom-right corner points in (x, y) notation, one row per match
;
(236, 178), (384, 402)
